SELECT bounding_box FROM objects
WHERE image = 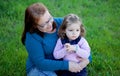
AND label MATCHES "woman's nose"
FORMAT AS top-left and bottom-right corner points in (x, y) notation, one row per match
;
(47, 22), (52, 27)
